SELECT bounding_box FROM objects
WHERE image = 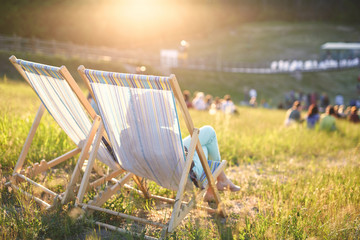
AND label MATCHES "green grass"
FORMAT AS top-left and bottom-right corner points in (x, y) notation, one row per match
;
(0, 80), (74, 171)
(186, 22), (360, 63)
(1, 79), (360, 239)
